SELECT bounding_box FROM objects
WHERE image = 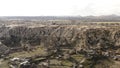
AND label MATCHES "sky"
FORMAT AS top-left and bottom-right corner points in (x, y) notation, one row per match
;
(0, 0), (120, 16)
